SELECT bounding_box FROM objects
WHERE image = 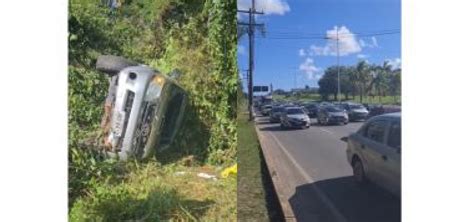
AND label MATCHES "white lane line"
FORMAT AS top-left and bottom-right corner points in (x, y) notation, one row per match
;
(319, 128), (333, 134)
(267, 132), (348, 222)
